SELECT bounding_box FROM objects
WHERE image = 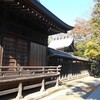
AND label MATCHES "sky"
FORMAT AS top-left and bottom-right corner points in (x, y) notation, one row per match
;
(40, 0), (95, 26)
